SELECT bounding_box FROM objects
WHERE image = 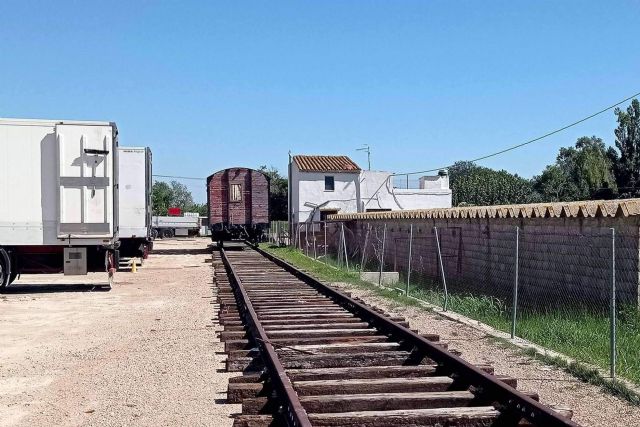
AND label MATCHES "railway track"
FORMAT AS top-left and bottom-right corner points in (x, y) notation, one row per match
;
(215, 243), (579, 427)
